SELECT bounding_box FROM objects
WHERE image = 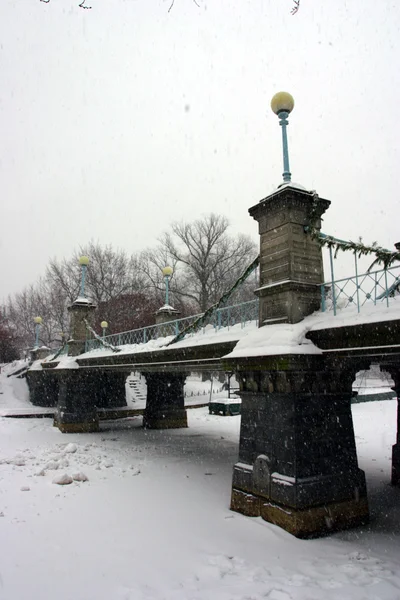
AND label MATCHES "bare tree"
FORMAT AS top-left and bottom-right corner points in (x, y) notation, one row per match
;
(7, 242), (148, 351)
(47, 242), (145, 306)
(159, 213), (258, 312)
(95, 292), (160, 334)
(6, 278), (65, 350)
(6, 221), (257, 352)
(140, 246), (194, 314)
(0, 308), (20, 362)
